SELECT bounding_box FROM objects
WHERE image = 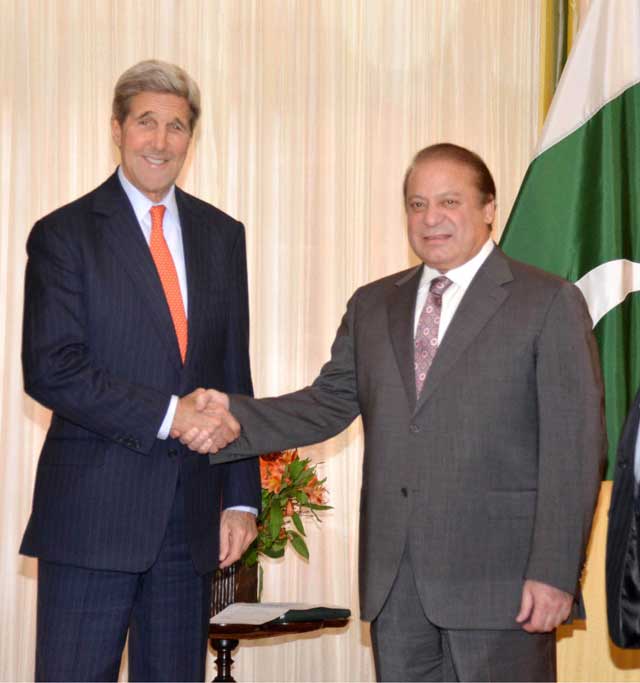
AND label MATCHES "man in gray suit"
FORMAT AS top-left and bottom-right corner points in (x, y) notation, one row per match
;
(177, 143), (605, 681)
